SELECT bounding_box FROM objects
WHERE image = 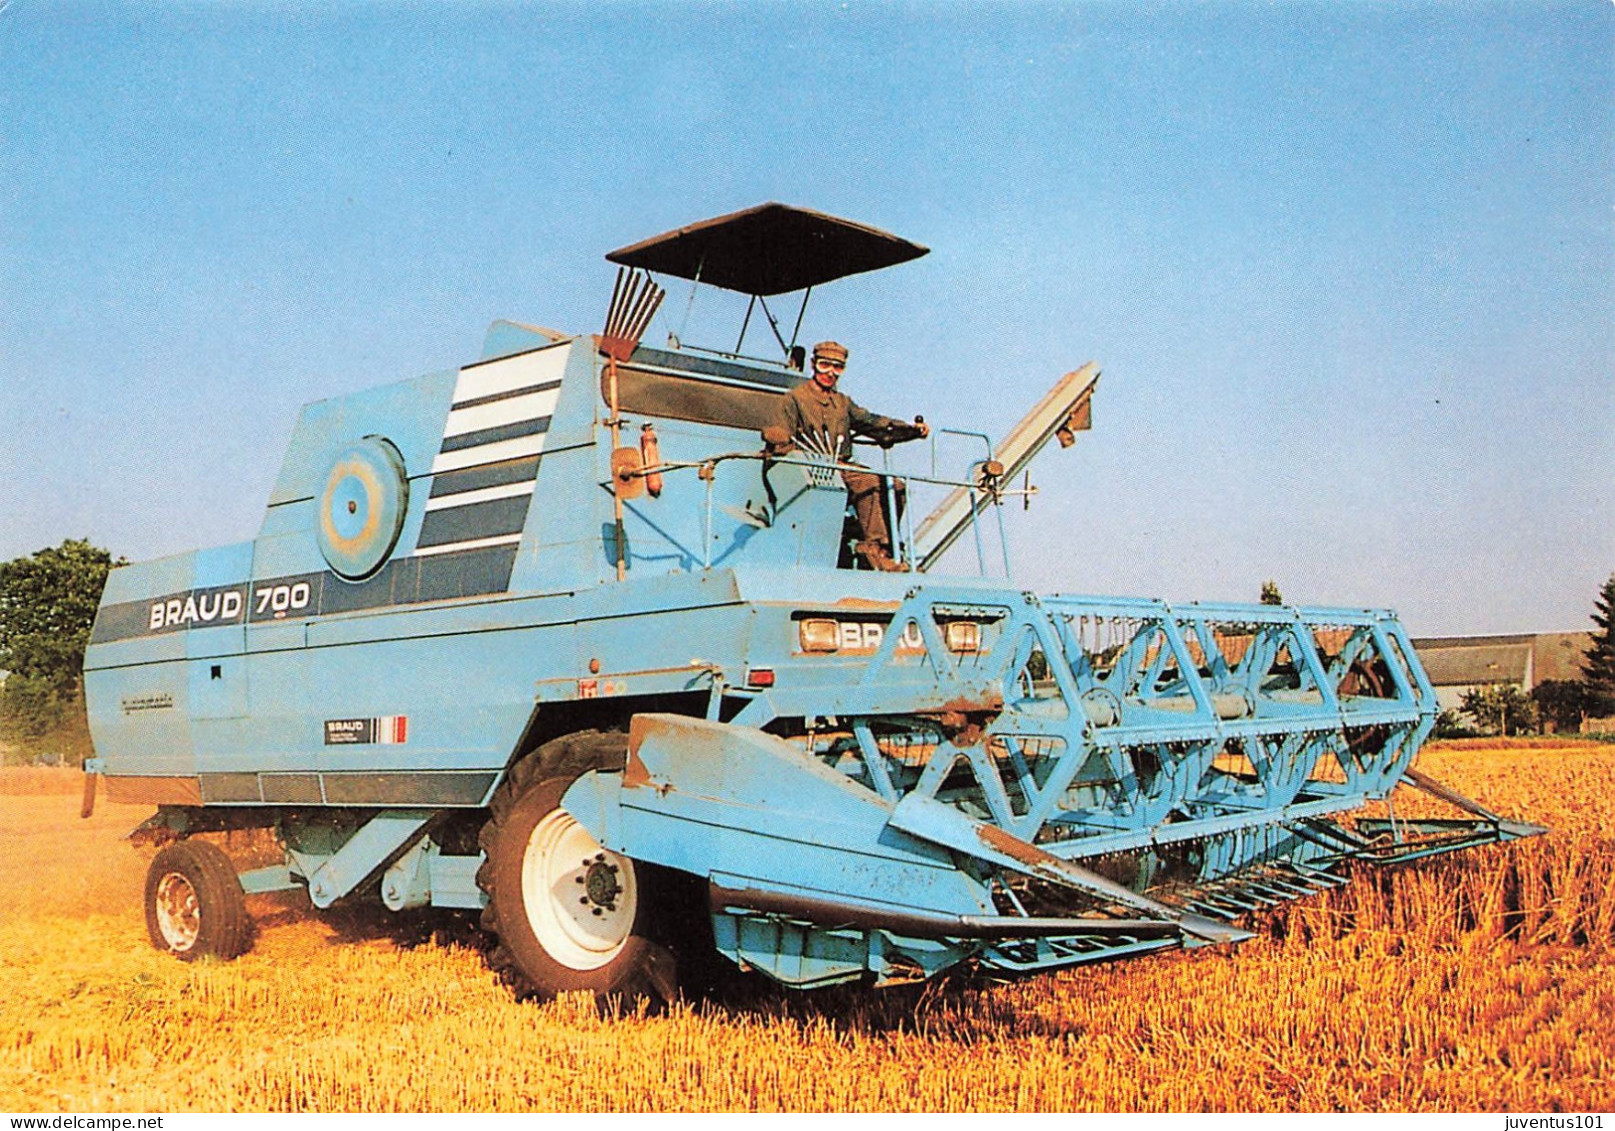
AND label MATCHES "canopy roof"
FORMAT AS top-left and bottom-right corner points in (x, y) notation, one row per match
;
(606, 203), (928, 297)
